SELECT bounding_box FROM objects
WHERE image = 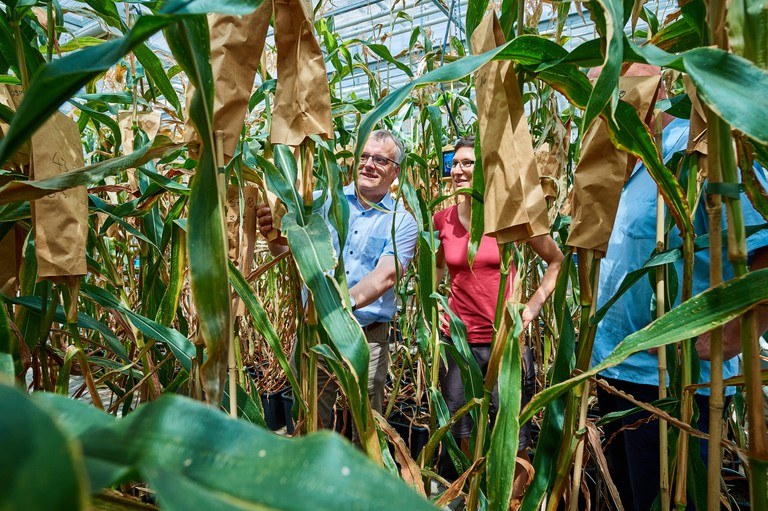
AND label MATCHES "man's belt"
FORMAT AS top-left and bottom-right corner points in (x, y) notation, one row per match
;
(362, 321), (387, 333)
